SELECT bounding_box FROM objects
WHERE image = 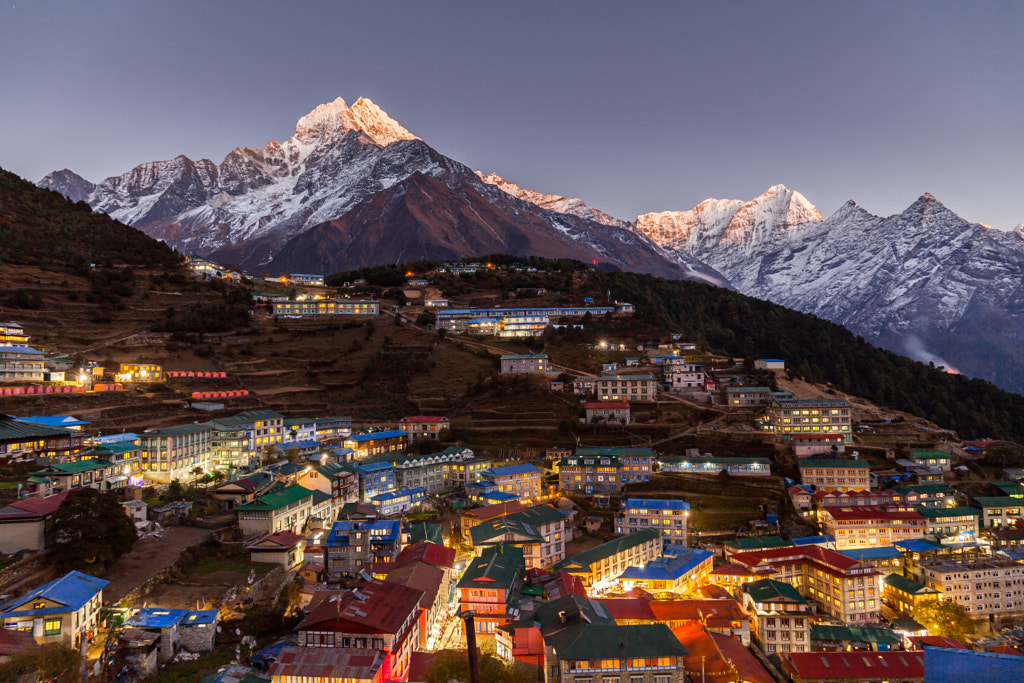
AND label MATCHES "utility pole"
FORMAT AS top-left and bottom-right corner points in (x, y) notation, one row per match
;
(459, 610), (481, 683)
